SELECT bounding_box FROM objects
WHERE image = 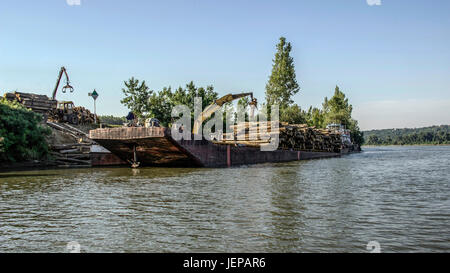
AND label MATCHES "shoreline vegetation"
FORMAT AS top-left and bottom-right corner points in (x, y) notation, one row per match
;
(0, 98), (51, 164)
(364, 125), (450, 146)
(363, 143), (450, 147)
